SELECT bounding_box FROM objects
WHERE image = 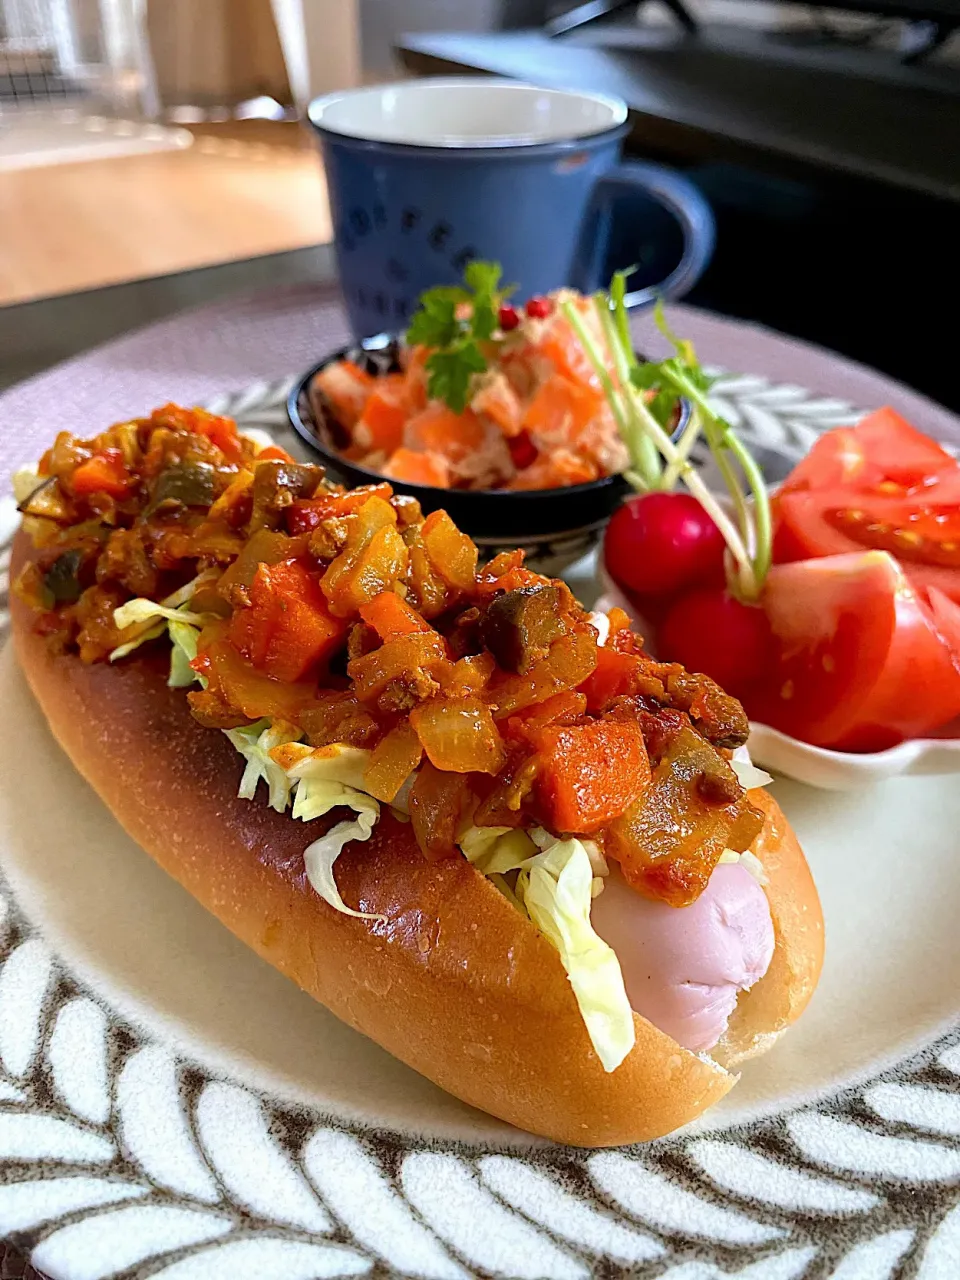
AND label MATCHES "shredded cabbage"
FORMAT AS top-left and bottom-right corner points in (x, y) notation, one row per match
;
(216, 731), (384, 918)
(265, 743), (385, 919)
(109, 622), (166, 660)
(109, 575), (216, 666)
(113, 598), (209, 632)
(730, 747), (773, 791)
(273, 742), (373, 794)
(718, 846), (768, 886)
(459, 825), (634, 1072)
(487, 872), (526, 913)
(460, 825), (537, 875)
(520, 837), (635, 1072)
(168, 619), (201, 688)
(223, 720), (302, 812)
(302, 802), (384, 921)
